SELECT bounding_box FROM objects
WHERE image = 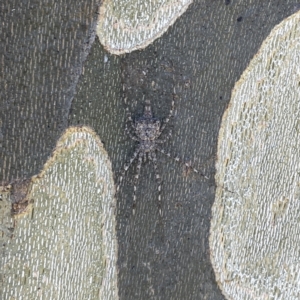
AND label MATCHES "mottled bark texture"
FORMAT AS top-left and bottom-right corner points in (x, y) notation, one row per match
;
(1, 127), (117, 299)
(0, 0), (99, 181)
(97, 0), (193, 54)
(1, 0), (300, 299)
(211, 11), (300, 299)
